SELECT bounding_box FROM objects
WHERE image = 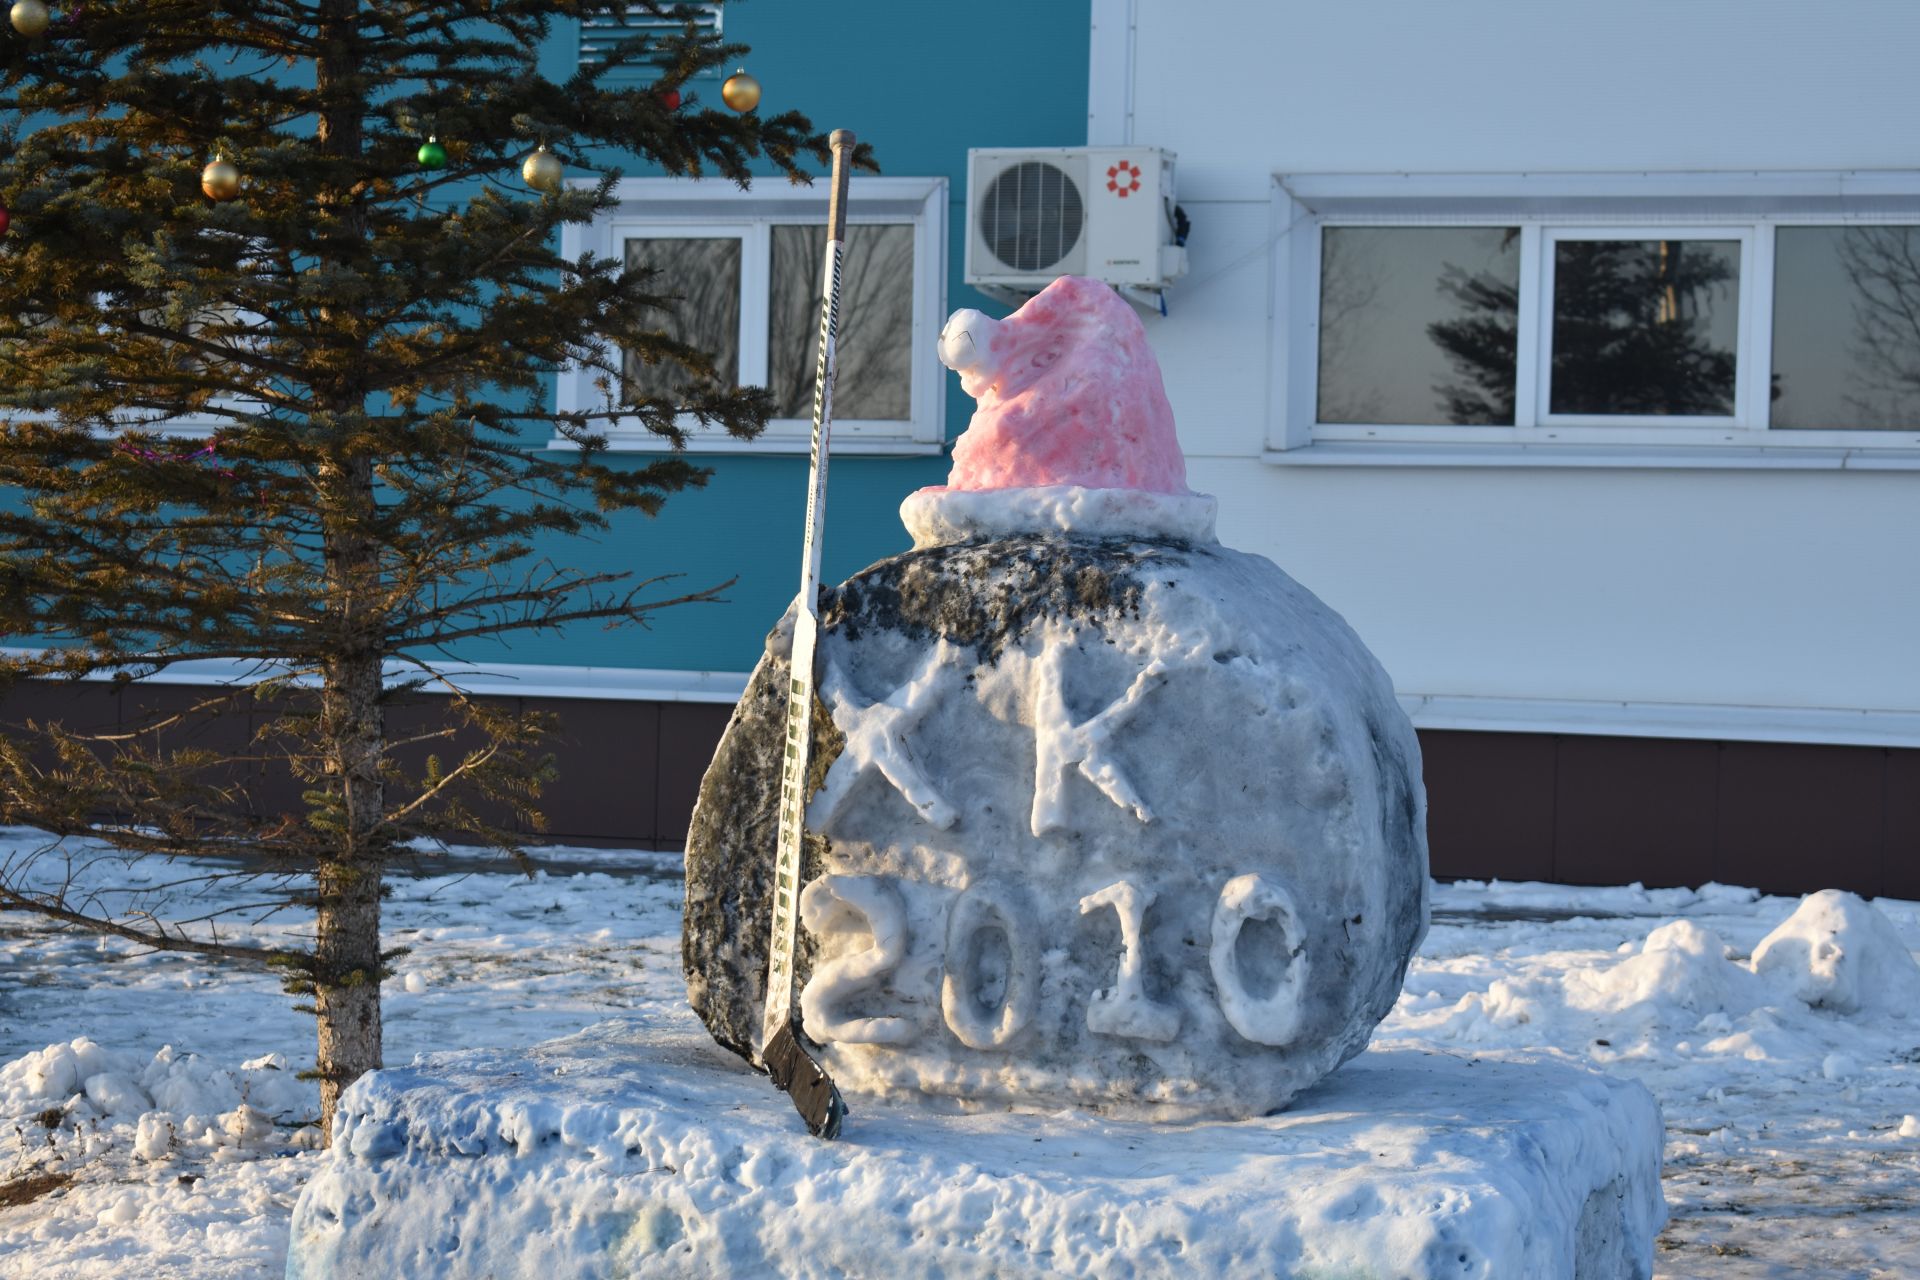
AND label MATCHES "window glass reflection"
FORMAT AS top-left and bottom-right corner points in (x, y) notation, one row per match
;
(1773, 225), (1920, 430)
(1549, 239), (1739, 417)
(770, 223), (915, 421)
(1317, 226), (1520, 425)
(621, 236), (742, 402)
